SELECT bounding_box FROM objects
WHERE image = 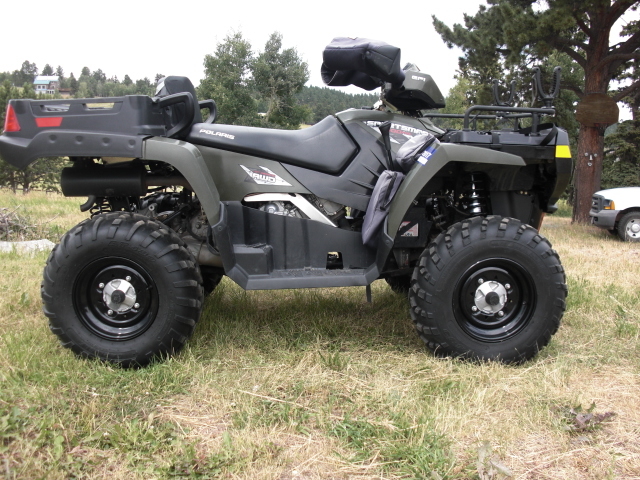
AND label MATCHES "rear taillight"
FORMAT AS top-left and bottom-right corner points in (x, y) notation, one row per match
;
(3, 104), (20, 132)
